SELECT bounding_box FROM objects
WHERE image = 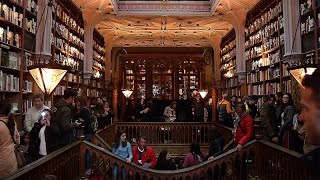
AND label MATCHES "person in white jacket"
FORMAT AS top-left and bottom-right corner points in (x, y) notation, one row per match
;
(163, 101), (177, 122)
